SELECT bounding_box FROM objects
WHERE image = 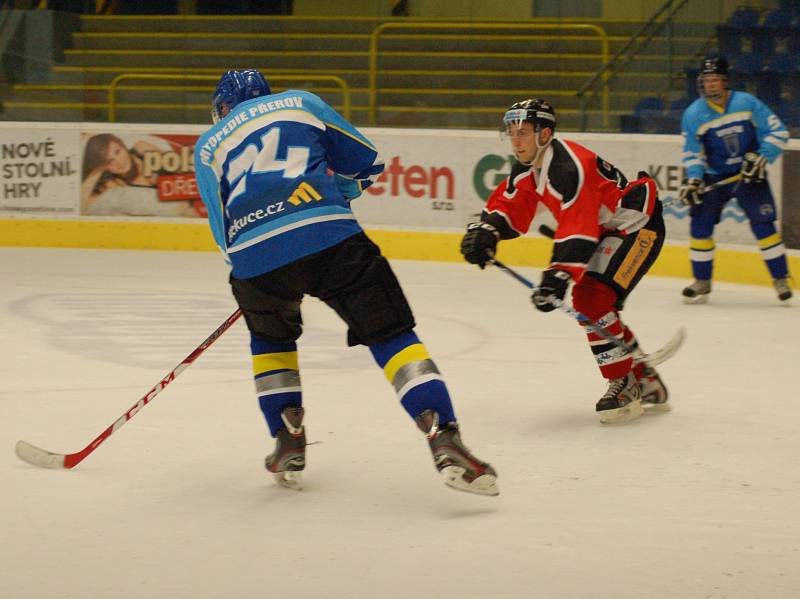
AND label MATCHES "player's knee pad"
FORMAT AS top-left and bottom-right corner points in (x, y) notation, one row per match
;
(325, 255), (416, 346)
(230, 278), (303, 343)
(573, 276), (619, 321)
